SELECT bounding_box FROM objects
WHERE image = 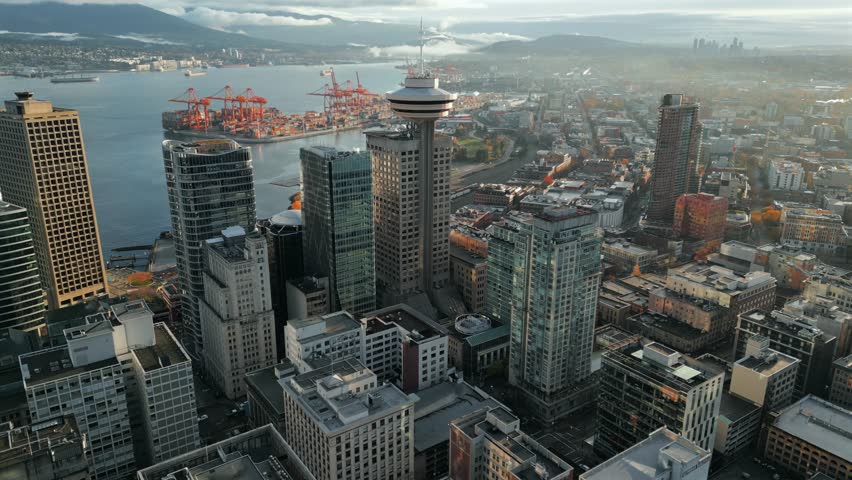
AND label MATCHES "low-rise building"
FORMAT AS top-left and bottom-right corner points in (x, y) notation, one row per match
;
(601, 239), (657, 272)
(0, 415), (90, 480)
(136, 424), (315, 480)
(730, 336), (800, 410)
(768, 159), (804, 191)
(447, 314), (510, 380)
(626, 311), (717, 354)
(449, 407), (573, 480)
(804, 265), (852, 314)
(753, 243), (819, 291)
(449, 246), (488, 313)
(709, 240), (757, 274)
(764, 395), (851, 480)
(597, 342), (724, 457)
(597, 294), (632, 327)
(649, 288), (729, 349)
(829, 354), (852, 410)
(666, 263), (776, 334)
(245, 362), (296, 435)
(713, 392), (761, 458)
(361, 304), (449, 393)
(735, 309), (836, 398)
(412, 381), (502, 480)
(581, 427), (711, 480)
(281, 358), (416, 480)
(286, 276), (330, 320)
(473, 184), (524, 207)
(285, 311), (363, 374)
(780, 208), (847, 258)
